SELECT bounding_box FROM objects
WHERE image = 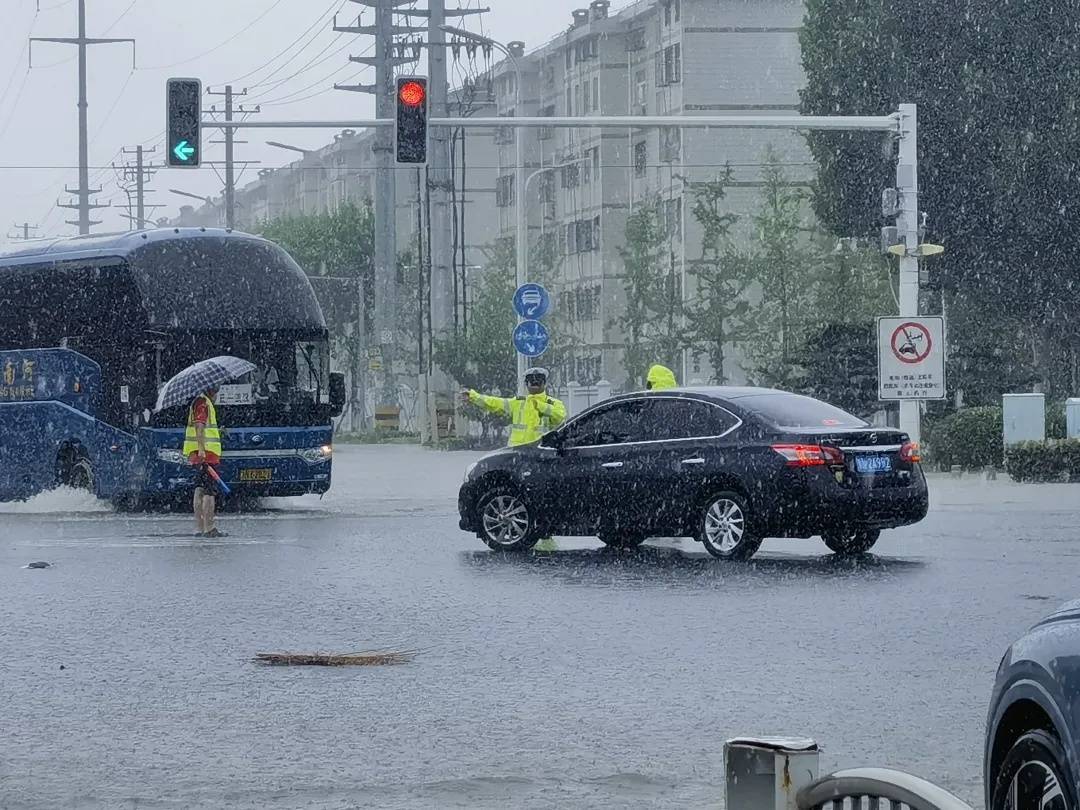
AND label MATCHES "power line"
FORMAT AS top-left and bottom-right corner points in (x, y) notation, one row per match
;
(259, 66), (368, 107)
(248, 36), (361, 103)
(141, 0), (289, 70)
(219, 0), (344, 87)
(247, 32), (351, 99)
(251, 50), (369, 106)
(89, 69), (135, 145)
